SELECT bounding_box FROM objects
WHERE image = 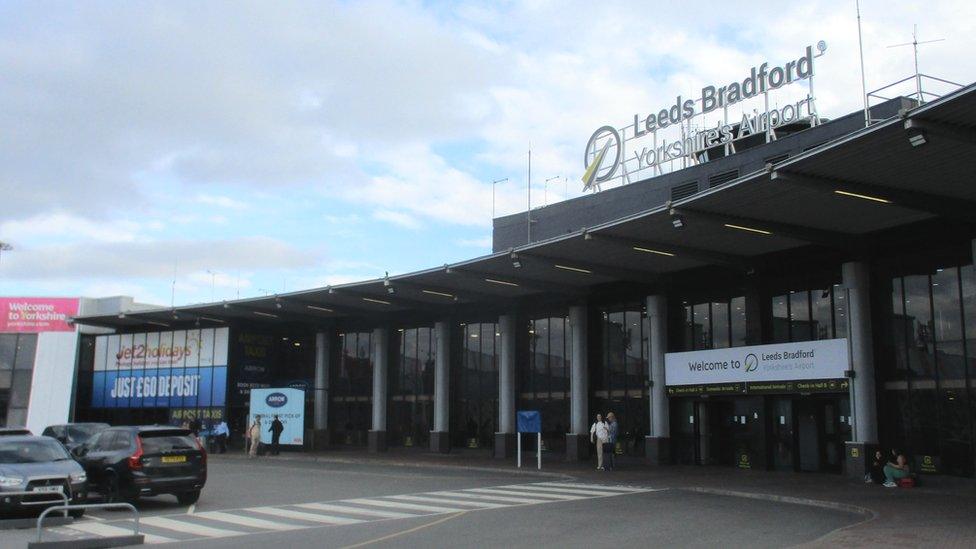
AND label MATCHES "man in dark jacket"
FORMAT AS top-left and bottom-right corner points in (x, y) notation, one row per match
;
(269, 416), (285, 455)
